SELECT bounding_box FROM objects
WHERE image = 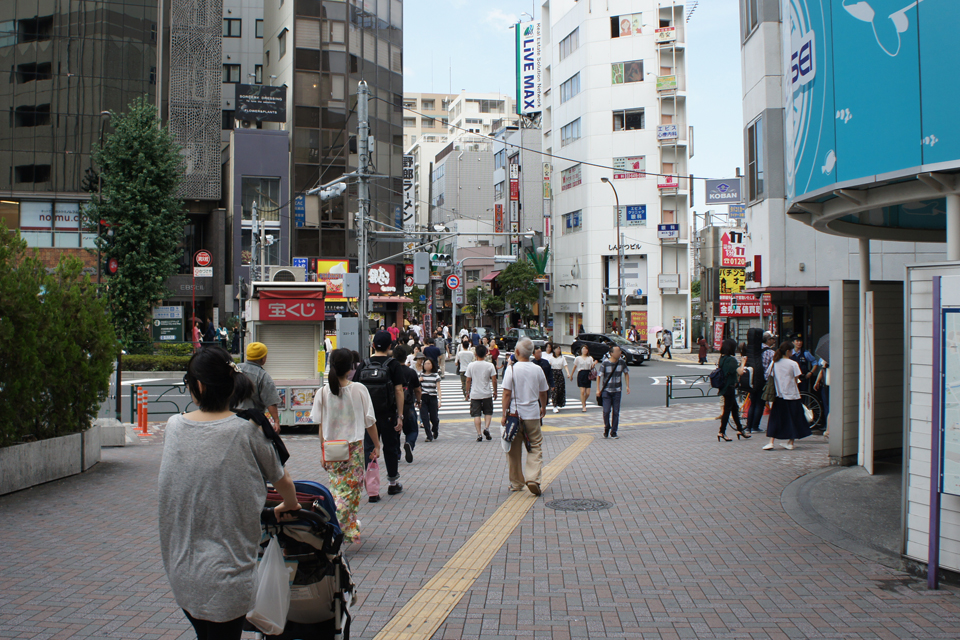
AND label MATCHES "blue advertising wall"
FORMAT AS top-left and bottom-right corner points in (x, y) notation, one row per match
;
(784, 0), (960, 202)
